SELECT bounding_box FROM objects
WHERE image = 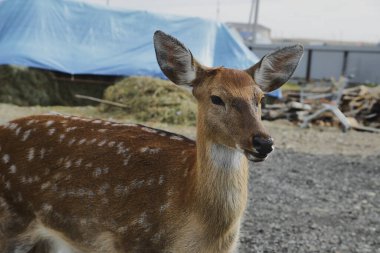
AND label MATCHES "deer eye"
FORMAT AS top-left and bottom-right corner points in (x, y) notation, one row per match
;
(210, 95), (225, 106)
